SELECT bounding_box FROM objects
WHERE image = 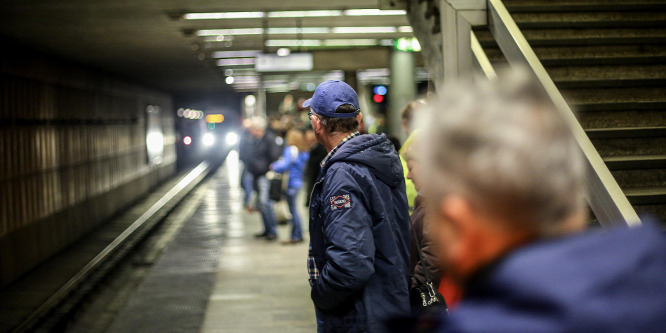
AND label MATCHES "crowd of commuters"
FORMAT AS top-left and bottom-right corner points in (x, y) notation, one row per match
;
(237, 70), (666, 332)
